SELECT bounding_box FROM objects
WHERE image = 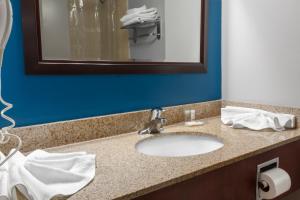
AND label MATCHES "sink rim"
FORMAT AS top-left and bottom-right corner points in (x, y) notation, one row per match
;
(135, 132), (224, 158)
